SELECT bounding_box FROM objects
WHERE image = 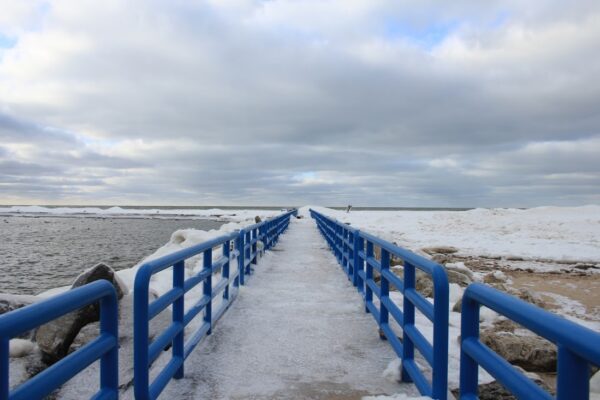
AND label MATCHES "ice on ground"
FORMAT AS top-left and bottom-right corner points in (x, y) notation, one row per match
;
(383, 358), (402, 383)
(9, 339), (36, 358)
(363, 394), (432, 400)
(0, 205), (281, 222)
(155, 218), (419, 399)
(302, 205), (600, 263)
